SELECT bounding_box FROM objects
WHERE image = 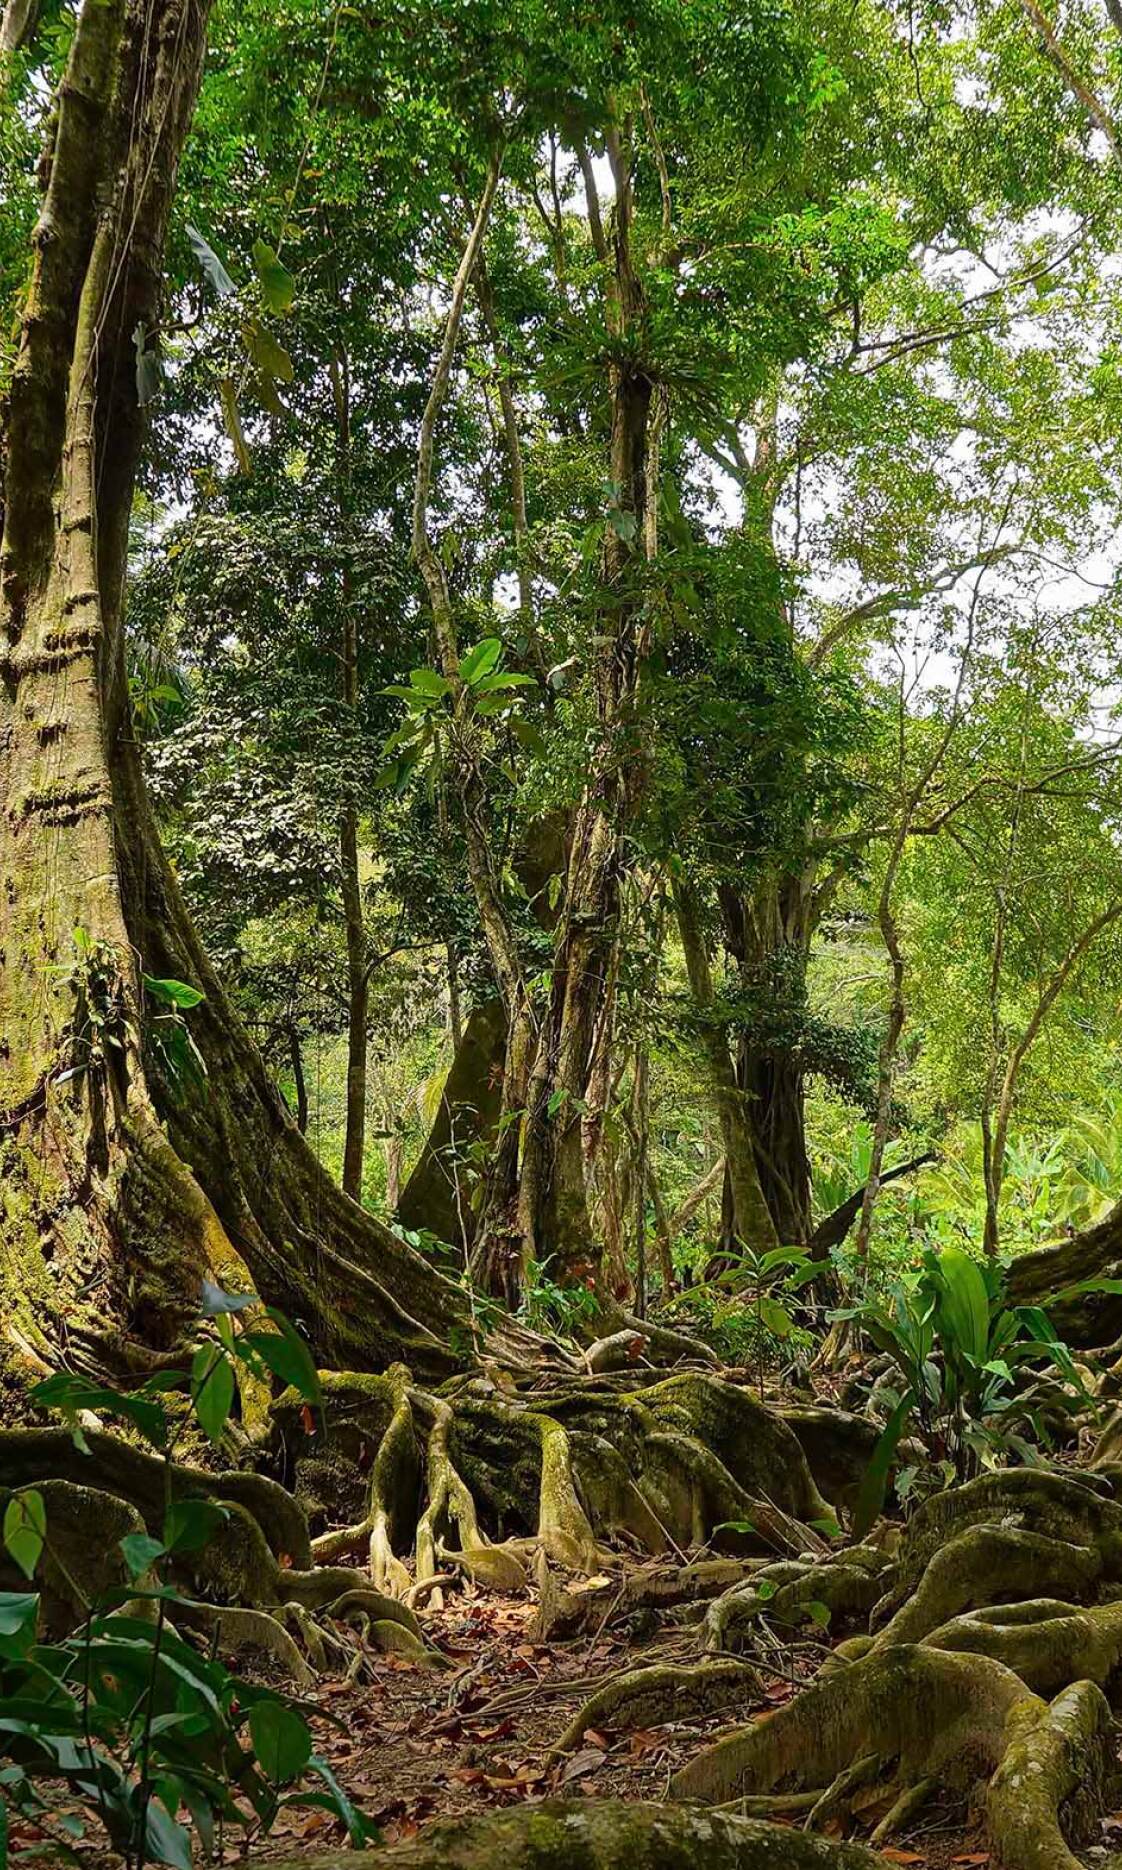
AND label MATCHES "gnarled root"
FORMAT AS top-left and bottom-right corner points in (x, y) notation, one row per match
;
(923, 1597), (1122, 1700)
(264, 1799), (884, 1870)
(670, 1643), (1030, 1806)
(278, 1366), (840, 1602)
(672, 1639), (1122, 1870)
(706, 1549), (891, 1654)
(550, 1659), (760, 1755)
(988, 1679), (1120, 1870)
(871, 1526), (1105, 1647)
(886, 1468), (1122, 1610)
